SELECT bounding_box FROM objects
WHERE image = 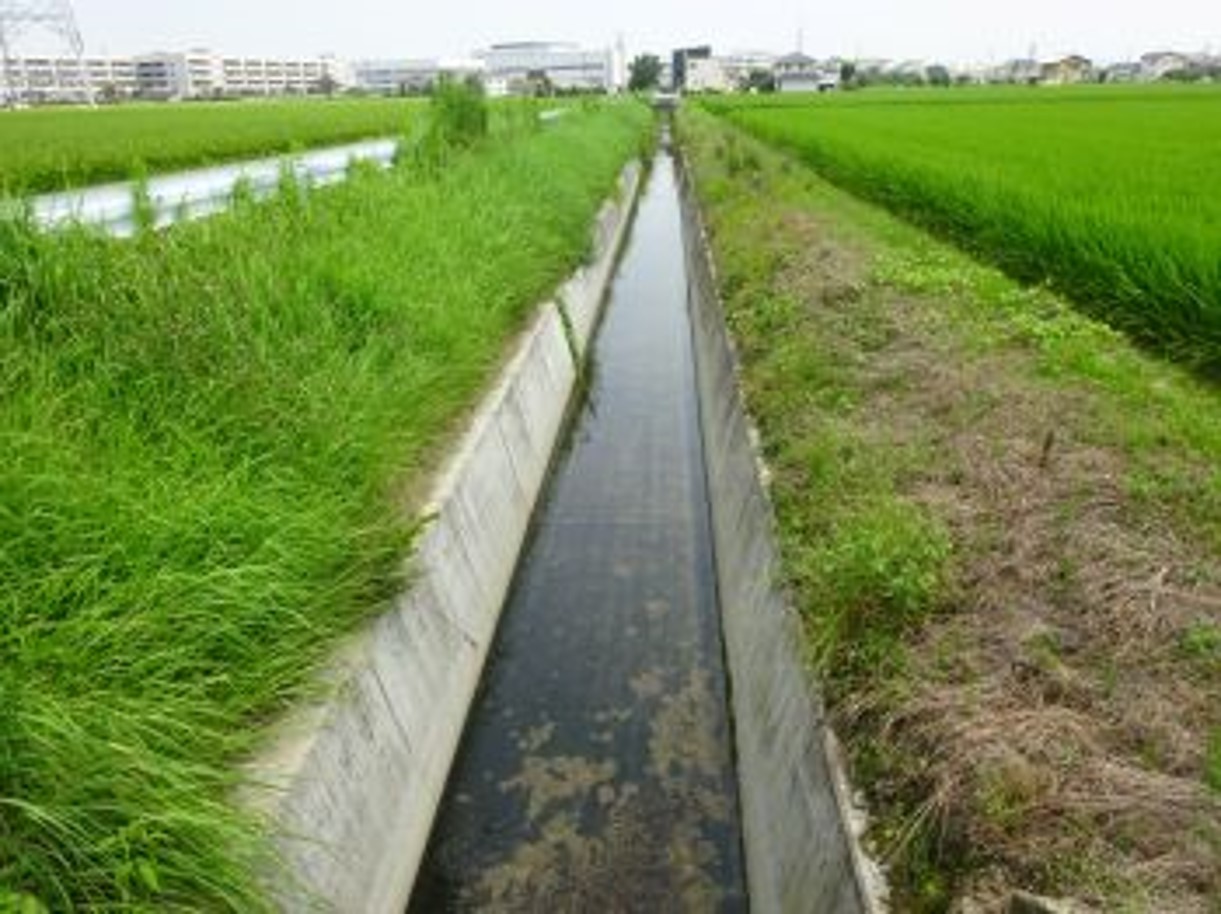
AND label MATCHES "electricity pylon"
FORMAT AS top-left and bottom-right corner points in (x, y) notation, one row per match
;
(0, 0), (92, 106)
